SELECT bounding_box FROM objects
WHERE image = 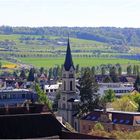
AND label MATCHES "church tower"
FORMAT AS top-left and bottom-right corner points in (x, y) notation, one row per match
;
(58, 37), (79, 127)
